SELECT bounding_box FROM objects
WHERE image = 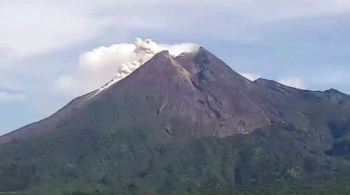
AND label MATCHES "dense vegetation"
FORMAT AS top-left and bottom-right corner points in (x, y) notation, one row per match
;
(63, 183), (350, 195)
(6, 183), (350, 195)
(1, 123), (350, 194)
